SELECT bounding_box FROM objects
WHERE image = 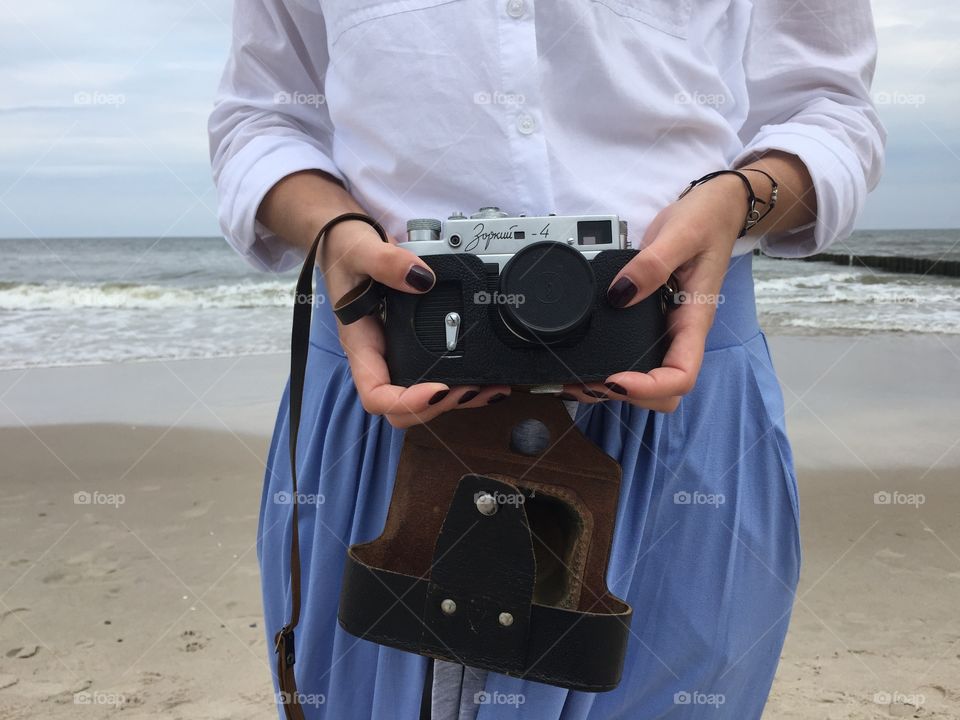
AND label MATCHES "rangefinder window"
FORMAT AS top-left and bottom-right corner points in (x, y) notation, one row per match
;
(576, 220), (612, 246)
